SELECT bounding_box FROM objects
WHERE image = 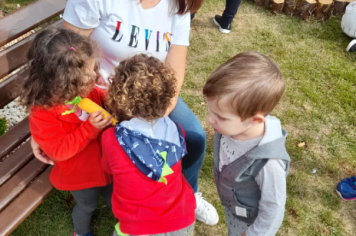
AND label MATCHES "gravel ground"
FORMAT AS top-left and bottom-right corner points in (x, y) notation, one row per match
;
(0, 99), (28, 131)
(0, 9), (35, 132)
